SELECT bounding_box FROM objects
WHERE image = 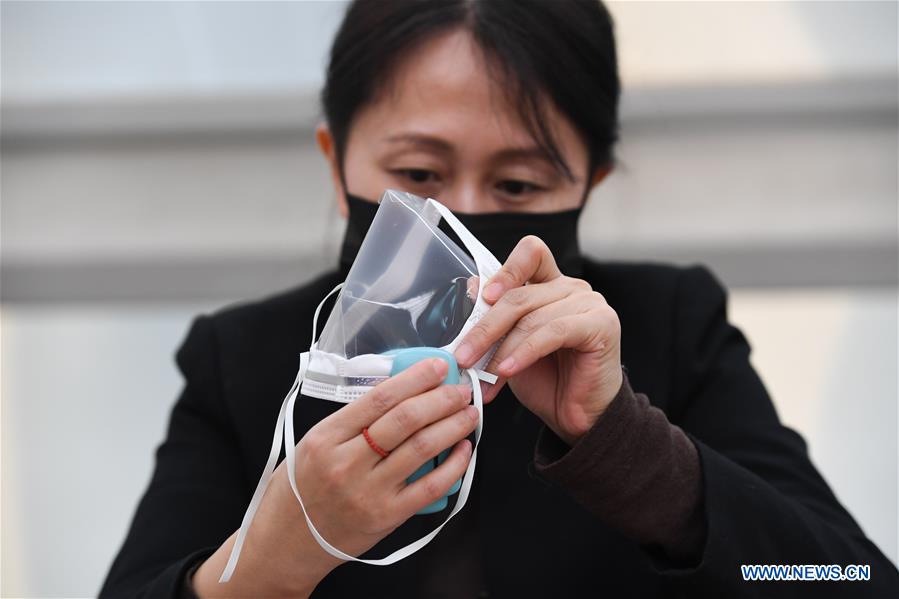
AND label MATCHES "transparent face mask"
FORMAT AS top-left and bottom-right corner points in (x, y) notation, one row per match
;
(318, 189), (480, 359)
